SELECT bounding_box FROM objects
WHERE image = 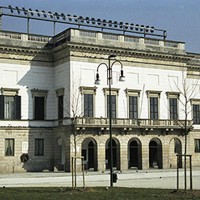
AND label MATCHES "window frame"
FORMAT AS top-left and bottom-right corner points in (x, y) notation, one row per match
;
(150, 97), (159, 119)
(0, 88), (21, 120)
(31, 89), (48, 120)
(192, 101), (200, 125)
(166, 92), (180, 120)
(146, 90), (161, 120)
(194, 139), (200, 153)
(80, 86), (96, 118)
(103, 88), (119, 119)
(125, 89), (140, 119)
(5, 138), (15, 156)
(191, 99), (200, 125)
(56, 88), (64, 120)
(35, 138), (44, 156)
(107, 94), (117, 118)
(169, 98), (178, 120)
(84, 93), (94, 117)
